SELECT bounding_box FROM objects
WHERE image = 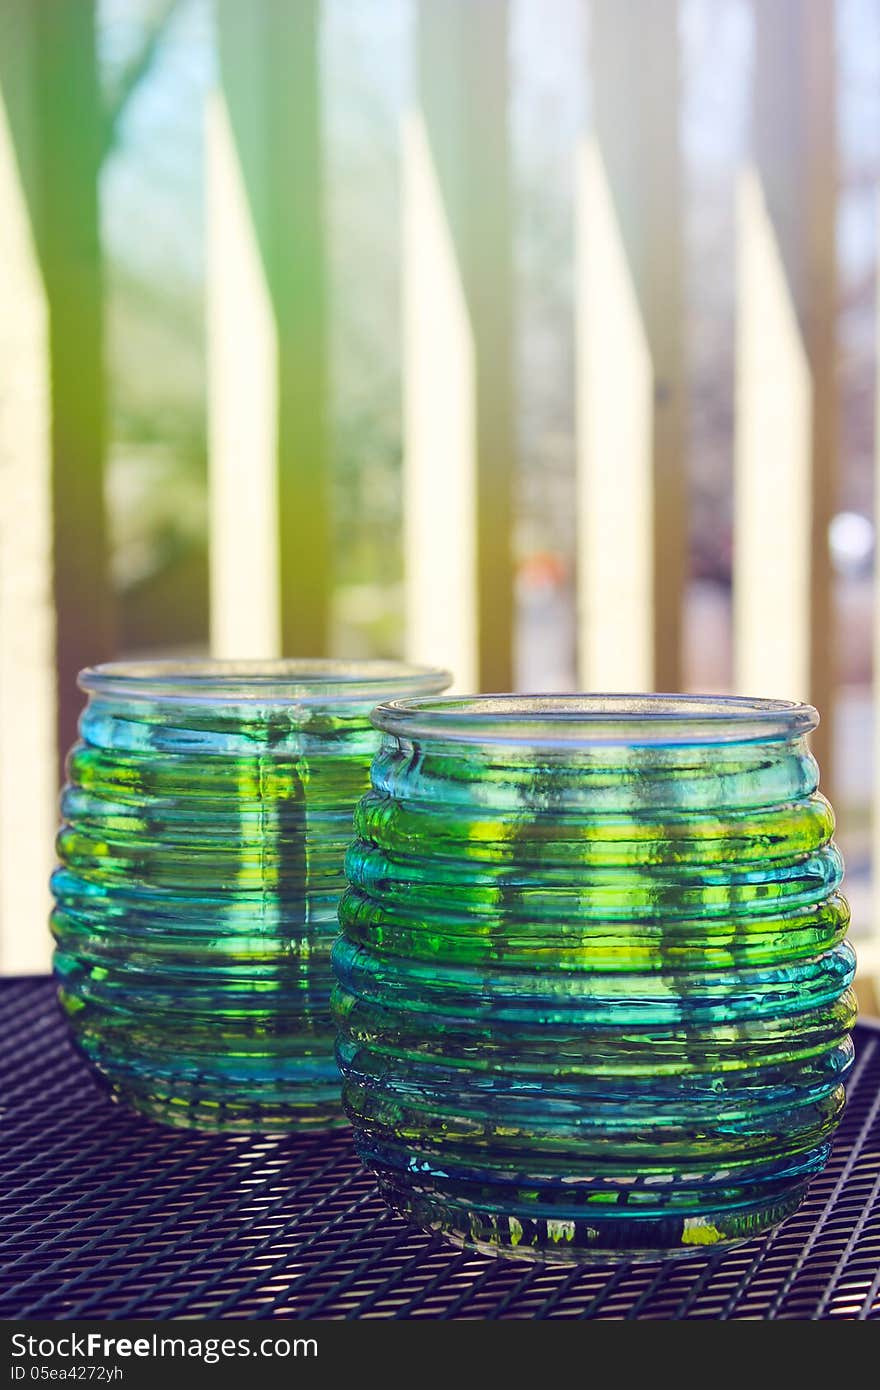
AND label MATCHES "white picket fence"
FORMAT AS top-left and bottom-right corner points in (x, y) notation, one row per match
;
(0, 0), (878, 1000)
